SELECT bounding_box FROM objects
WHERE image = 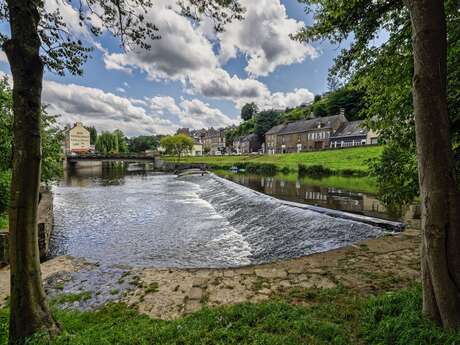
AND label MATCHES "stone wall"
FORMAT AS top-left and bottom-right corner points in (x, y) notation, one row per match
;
(0, 187), (54, 265)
